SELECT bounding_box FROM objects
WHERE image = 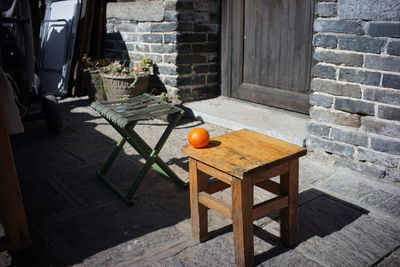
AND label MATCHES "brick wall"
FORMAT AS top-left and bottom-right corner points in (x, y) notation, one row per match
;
(307, 0), (400, 183)
(104, 0), (220, 100)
